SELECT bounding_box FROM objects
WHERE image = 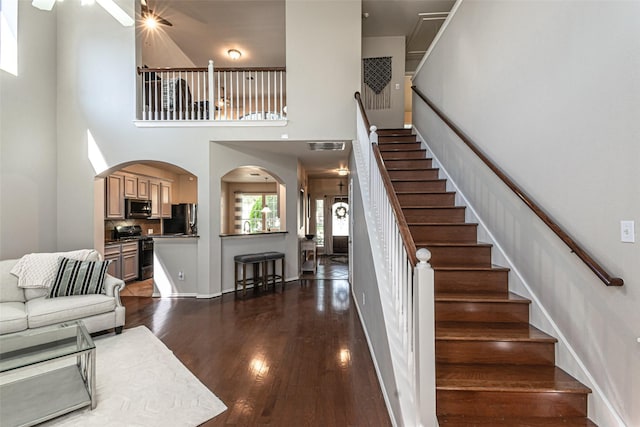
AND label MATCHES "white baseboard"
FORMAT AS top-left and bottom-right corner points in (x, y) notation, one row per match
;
(351, 290), (398, 427)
